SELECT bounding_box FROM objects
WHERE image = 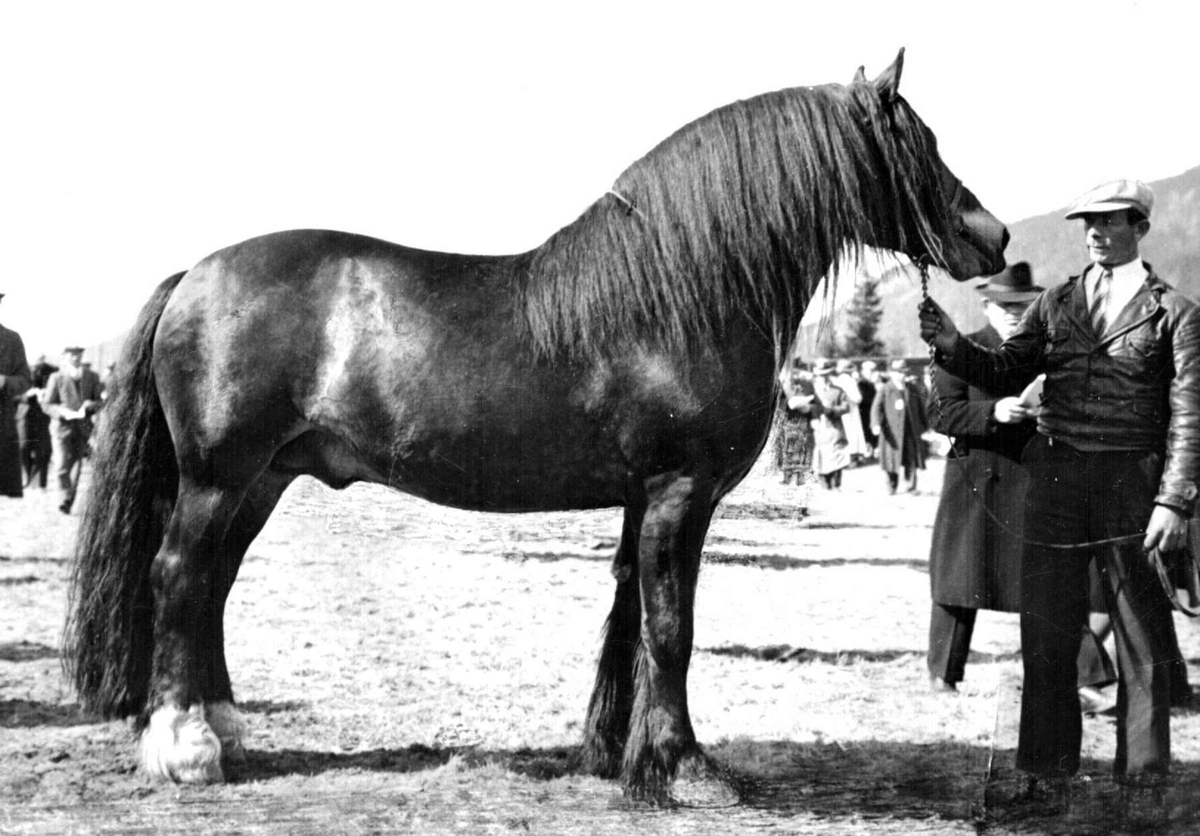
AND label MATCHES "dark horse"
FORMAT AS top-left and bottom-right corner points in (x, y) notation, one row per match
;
(66, 51), (1006, 801)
